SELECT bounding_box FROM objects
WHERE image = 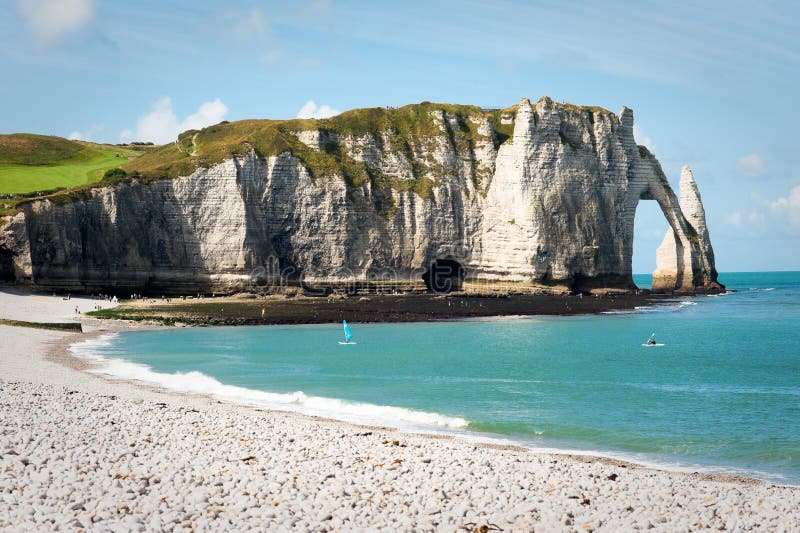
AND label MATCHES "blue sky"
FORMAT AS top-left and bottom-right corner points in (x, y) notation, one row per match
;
(1, 0), (798, 273)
